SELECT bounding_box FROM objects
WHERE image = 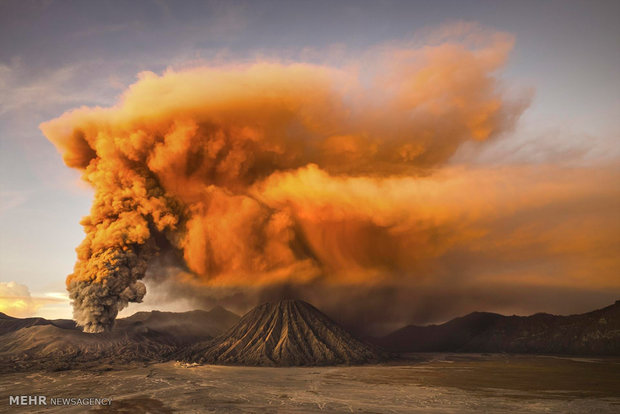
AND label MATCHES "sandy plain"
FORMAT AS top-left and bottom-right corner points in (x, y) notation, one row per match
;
(0, 354), (619, 413)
